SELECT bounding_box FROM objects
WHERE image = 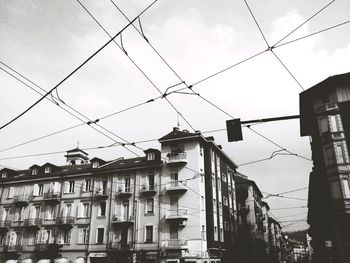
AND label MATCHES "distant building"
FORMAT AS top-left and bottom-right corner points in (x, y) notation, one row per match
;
(300, 72), (350, 263)
(0, 128), (239, 263)
(235, 175), (266, 262)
